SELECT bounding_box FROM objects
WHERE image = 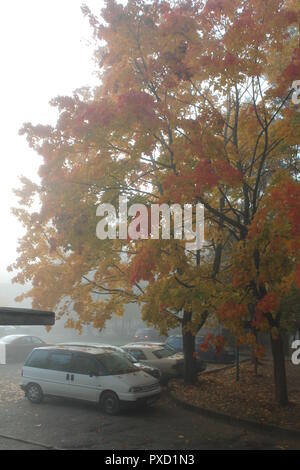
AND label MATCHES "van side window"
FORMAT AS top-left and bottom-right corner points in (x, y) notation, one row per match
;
(48, 352), (72, 372)
(25, 349), (49, 369)
(71, 355), (102, 375)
